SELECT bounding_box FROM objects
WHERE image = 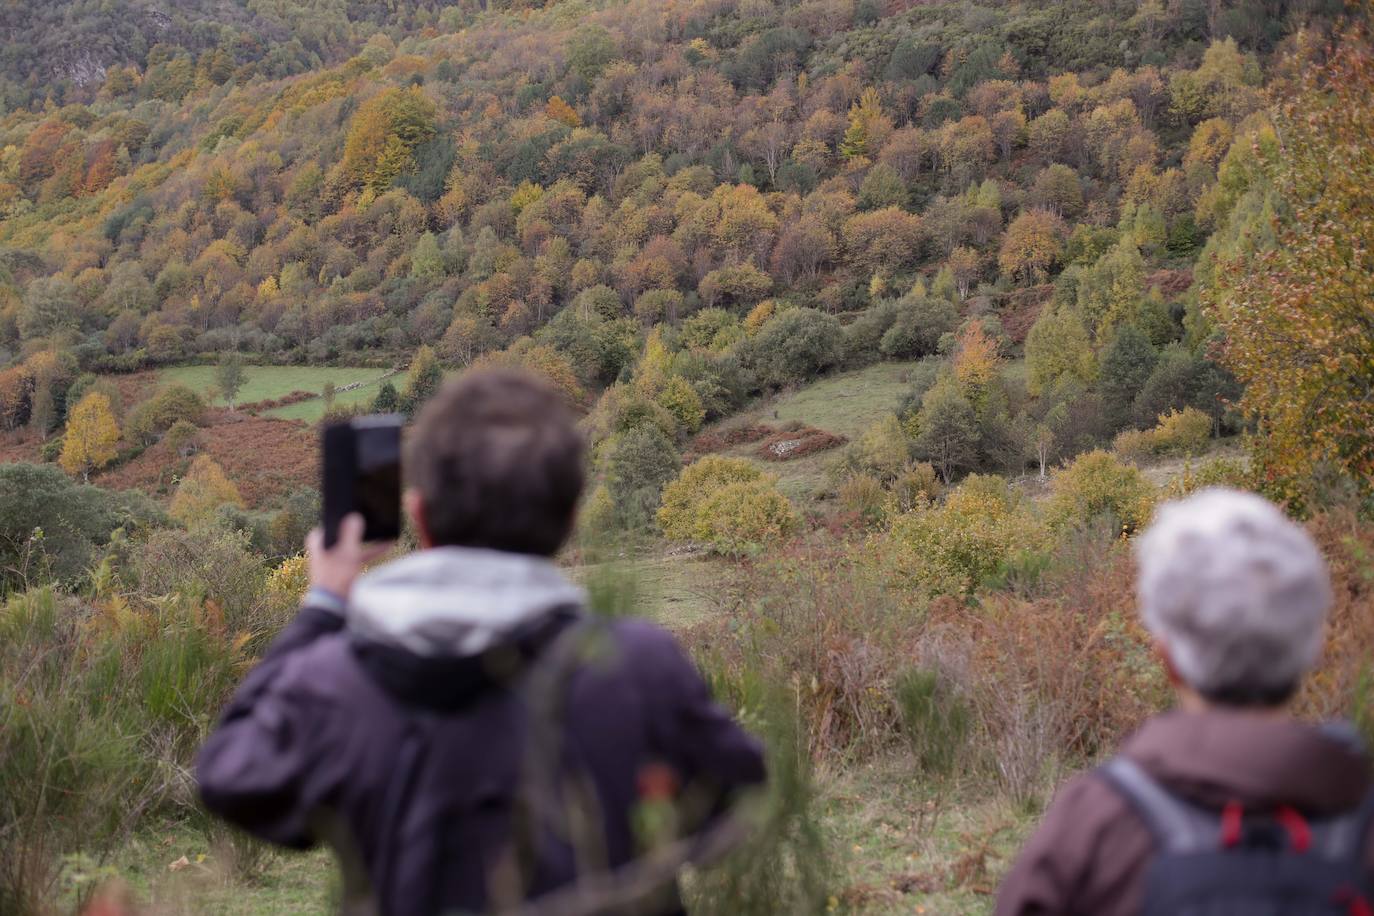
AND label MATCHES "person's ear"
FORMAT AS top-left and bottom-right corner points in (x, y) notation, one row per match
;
(1154, 639), (1183, 688)
(404, 489), (435, 549)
